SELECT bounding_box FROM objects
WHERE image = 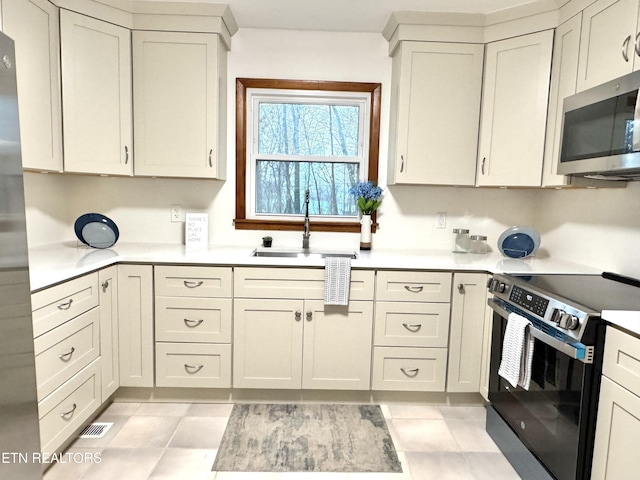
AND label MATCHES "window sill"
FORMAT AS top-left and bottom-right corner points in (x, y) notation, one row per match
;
(234, 218), (378, 233)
